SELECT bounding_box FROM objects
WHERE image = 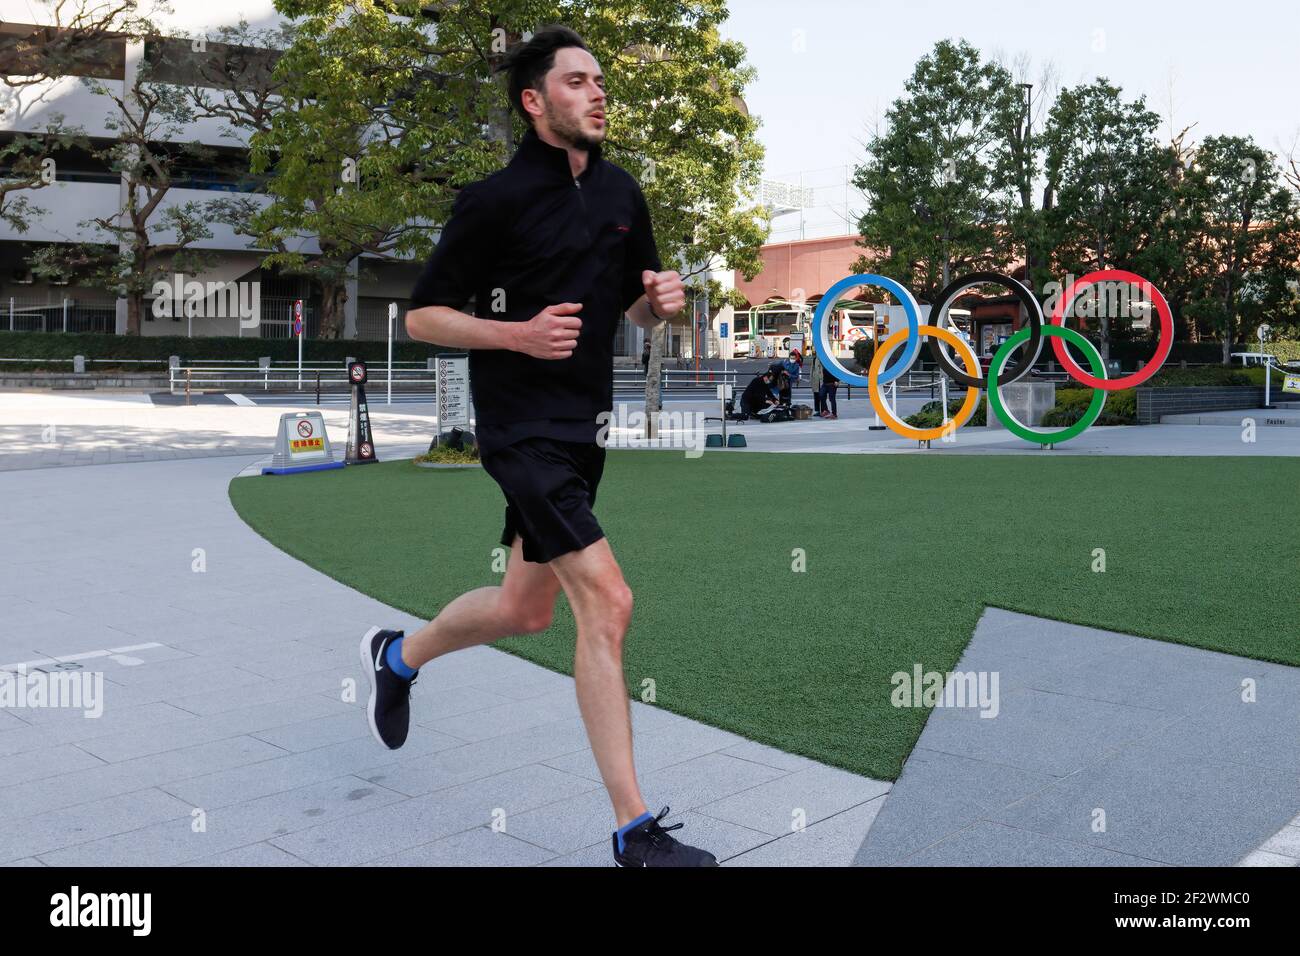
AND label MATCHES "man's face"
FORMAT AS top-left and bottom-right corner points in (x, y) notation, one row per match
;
(531, 46), (606, 150)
